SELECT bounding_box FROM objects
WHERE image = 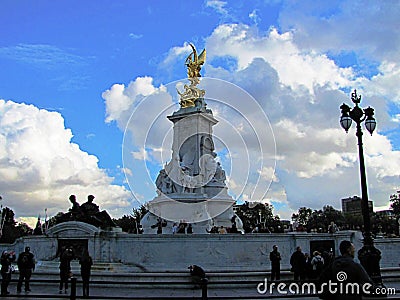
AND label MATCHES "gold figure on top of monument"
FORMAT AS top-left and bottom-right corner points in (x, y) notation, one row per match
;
(185, 43), (206, 80)
(178, 43), (206, 108)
